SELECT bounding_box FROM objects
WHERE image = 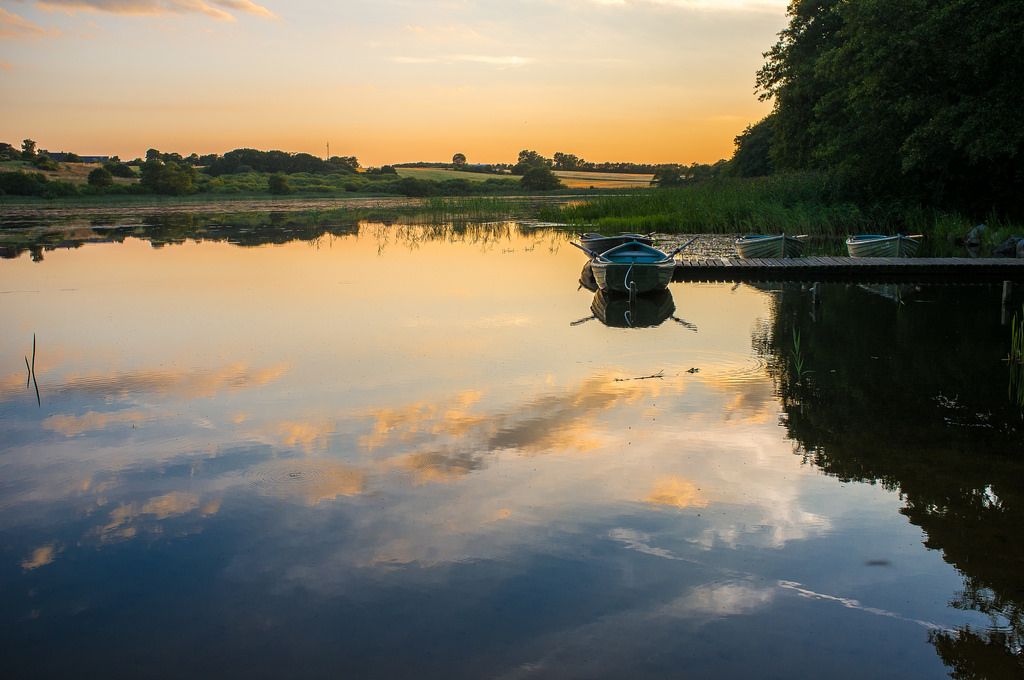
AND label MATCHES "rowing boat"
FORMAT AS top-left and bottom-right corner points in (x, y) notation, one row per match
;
(735, 234), (806, 258)
(591, 241), (675, 294)
(579, 232), (654, 253)
(846, 234), (922, 257)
